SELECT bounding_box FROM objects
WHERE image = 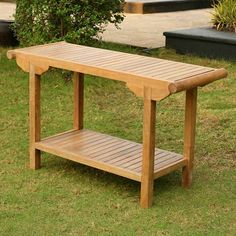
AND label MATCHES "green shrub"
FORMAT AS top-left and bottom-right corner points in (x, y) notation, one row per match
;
(13, 0), (124, 46)
(211, 0), (236, 33)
